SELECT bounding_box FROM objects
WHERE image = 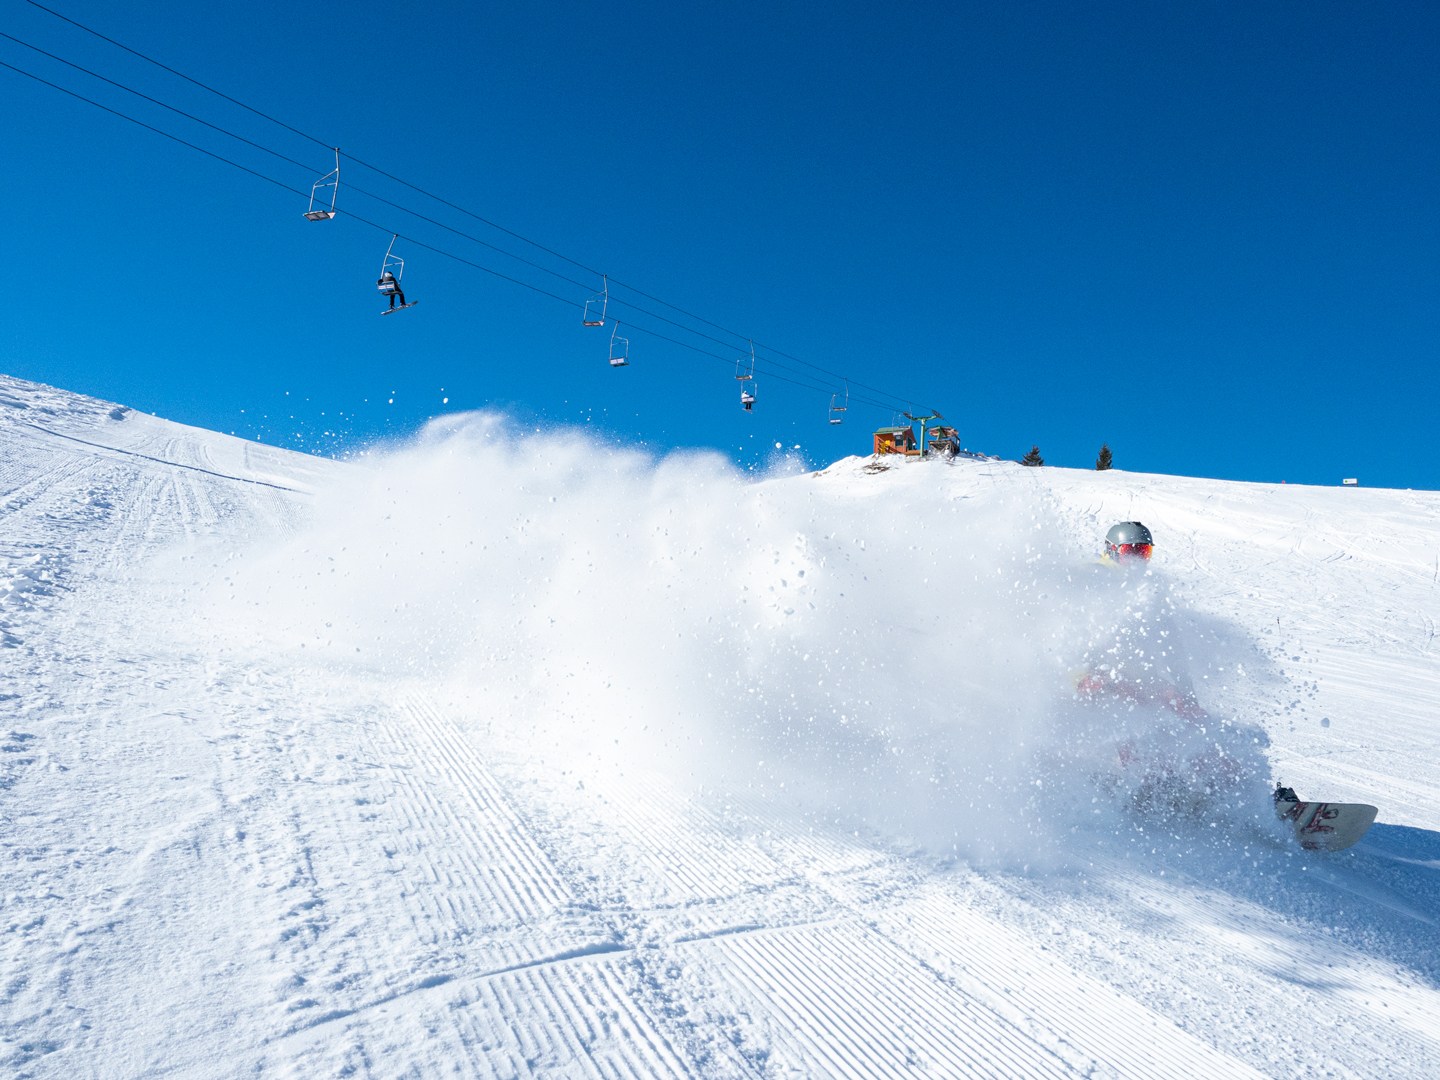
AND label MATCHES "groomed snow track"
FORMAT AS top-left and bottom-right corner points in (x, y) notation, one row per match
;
(3, 373), (1437, 1078)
